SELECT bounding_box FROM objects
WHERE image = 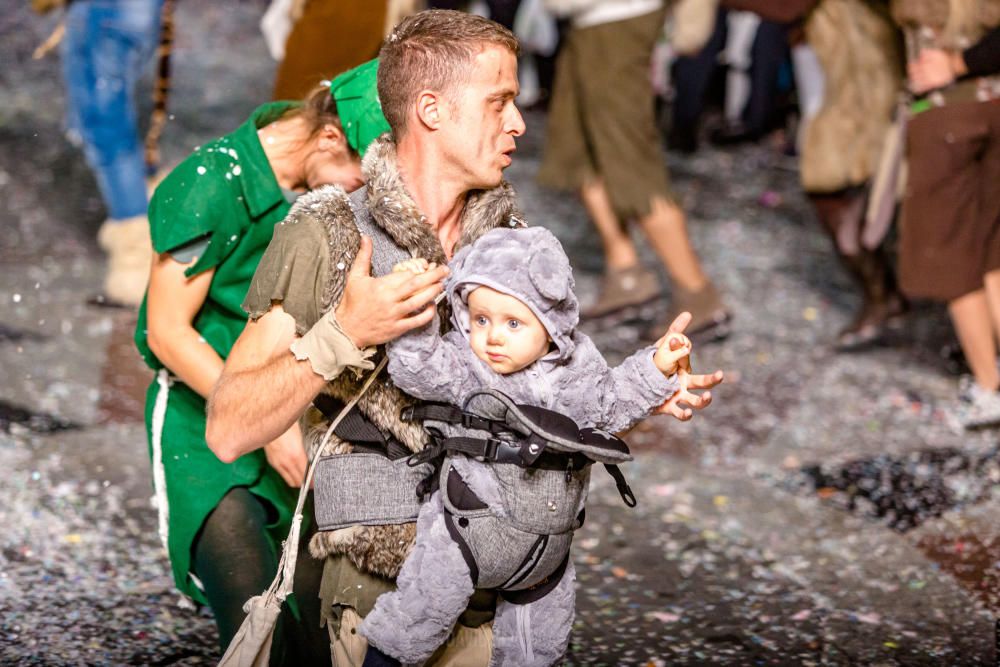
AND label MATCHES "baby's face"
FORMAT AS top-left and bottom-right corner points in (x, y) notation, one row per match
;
(467, 286), (550, 374)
